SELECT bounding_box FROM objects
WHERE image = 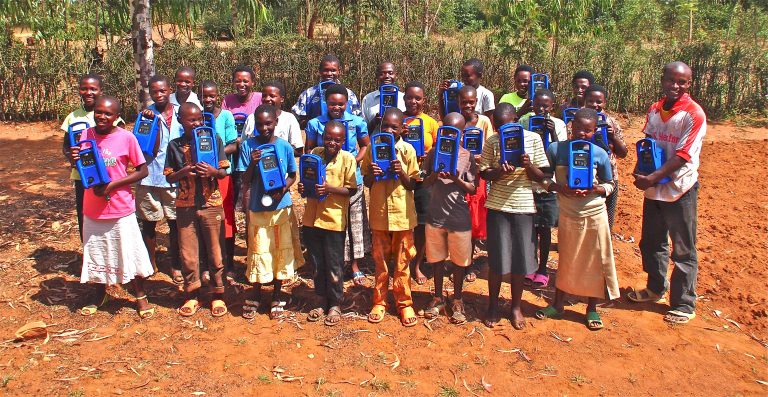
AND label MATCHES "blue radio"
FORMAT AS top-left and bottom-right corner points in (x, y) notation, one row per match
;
(233, 112), (248, 138)
(568, 140), (593, 189)
(528, 115), (552, 150)
(337, 120), (354, 152)
(462, 127), (483, 156)
(443, 80), (463, 114)
(403, 116), (424, 157)
(636, 138), (671, 184)
(76, 140), (112, 189)
(202, 112), (216, 131)
(133, 114), (160, 157)
(299, 154), (327, 201)
(433, 126), (461, 175)
(379, 84), (399, 114)
(67, 121), (90, 147)
(592, 113), (611, 155)
(499, 123), (525, 167)
(371, 133), (398, 181)
(193, 126), (218, 167)
(257, 144), (287, 206)
(318, 81), (337, 117)
(529, 73), (550, 100)
(562, 107), (578, 124)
